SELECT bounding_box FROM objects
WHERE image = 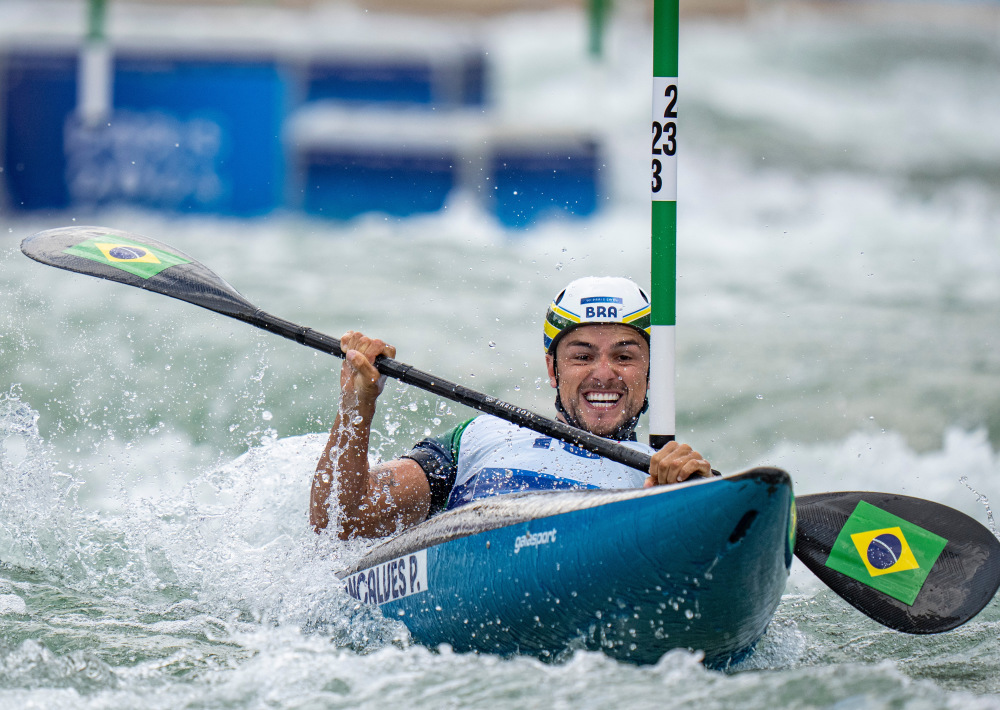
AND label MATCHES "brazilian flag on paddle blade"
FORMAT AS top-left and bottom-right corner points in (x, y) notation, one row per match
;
(826, 500), (948, 605)
(63, 235), (190, 279)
